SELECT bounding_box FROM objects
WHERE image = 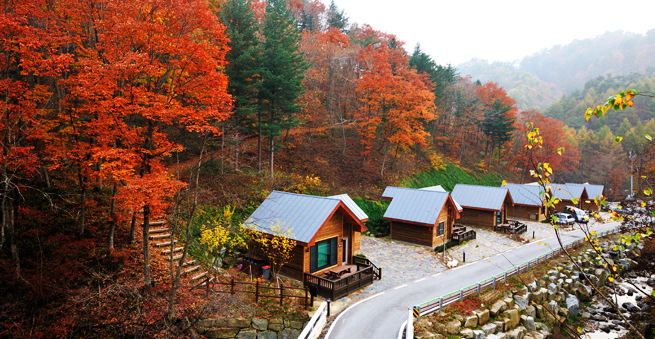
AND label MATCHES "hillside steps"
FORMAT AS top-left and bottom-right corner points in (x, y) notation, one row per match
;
(144, 220), (166, 227)
(192, 271), (207, 281)
(199, 276), (215, 286)
(154, 240), (177, 248)
(148, 228), (170, 234)
(183, 265), (201, 276)
(149, 233), (171, 240)
(182, 260), (196, 267)
(162, 247), (183, 255)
